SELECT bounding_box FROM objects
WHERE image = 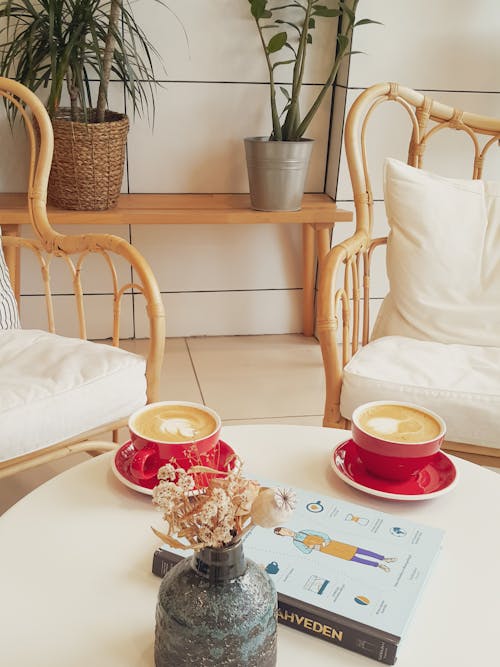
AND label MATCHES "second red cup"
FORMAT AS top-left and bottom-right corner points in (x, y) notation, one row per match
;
(351, 401), (446, 482)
